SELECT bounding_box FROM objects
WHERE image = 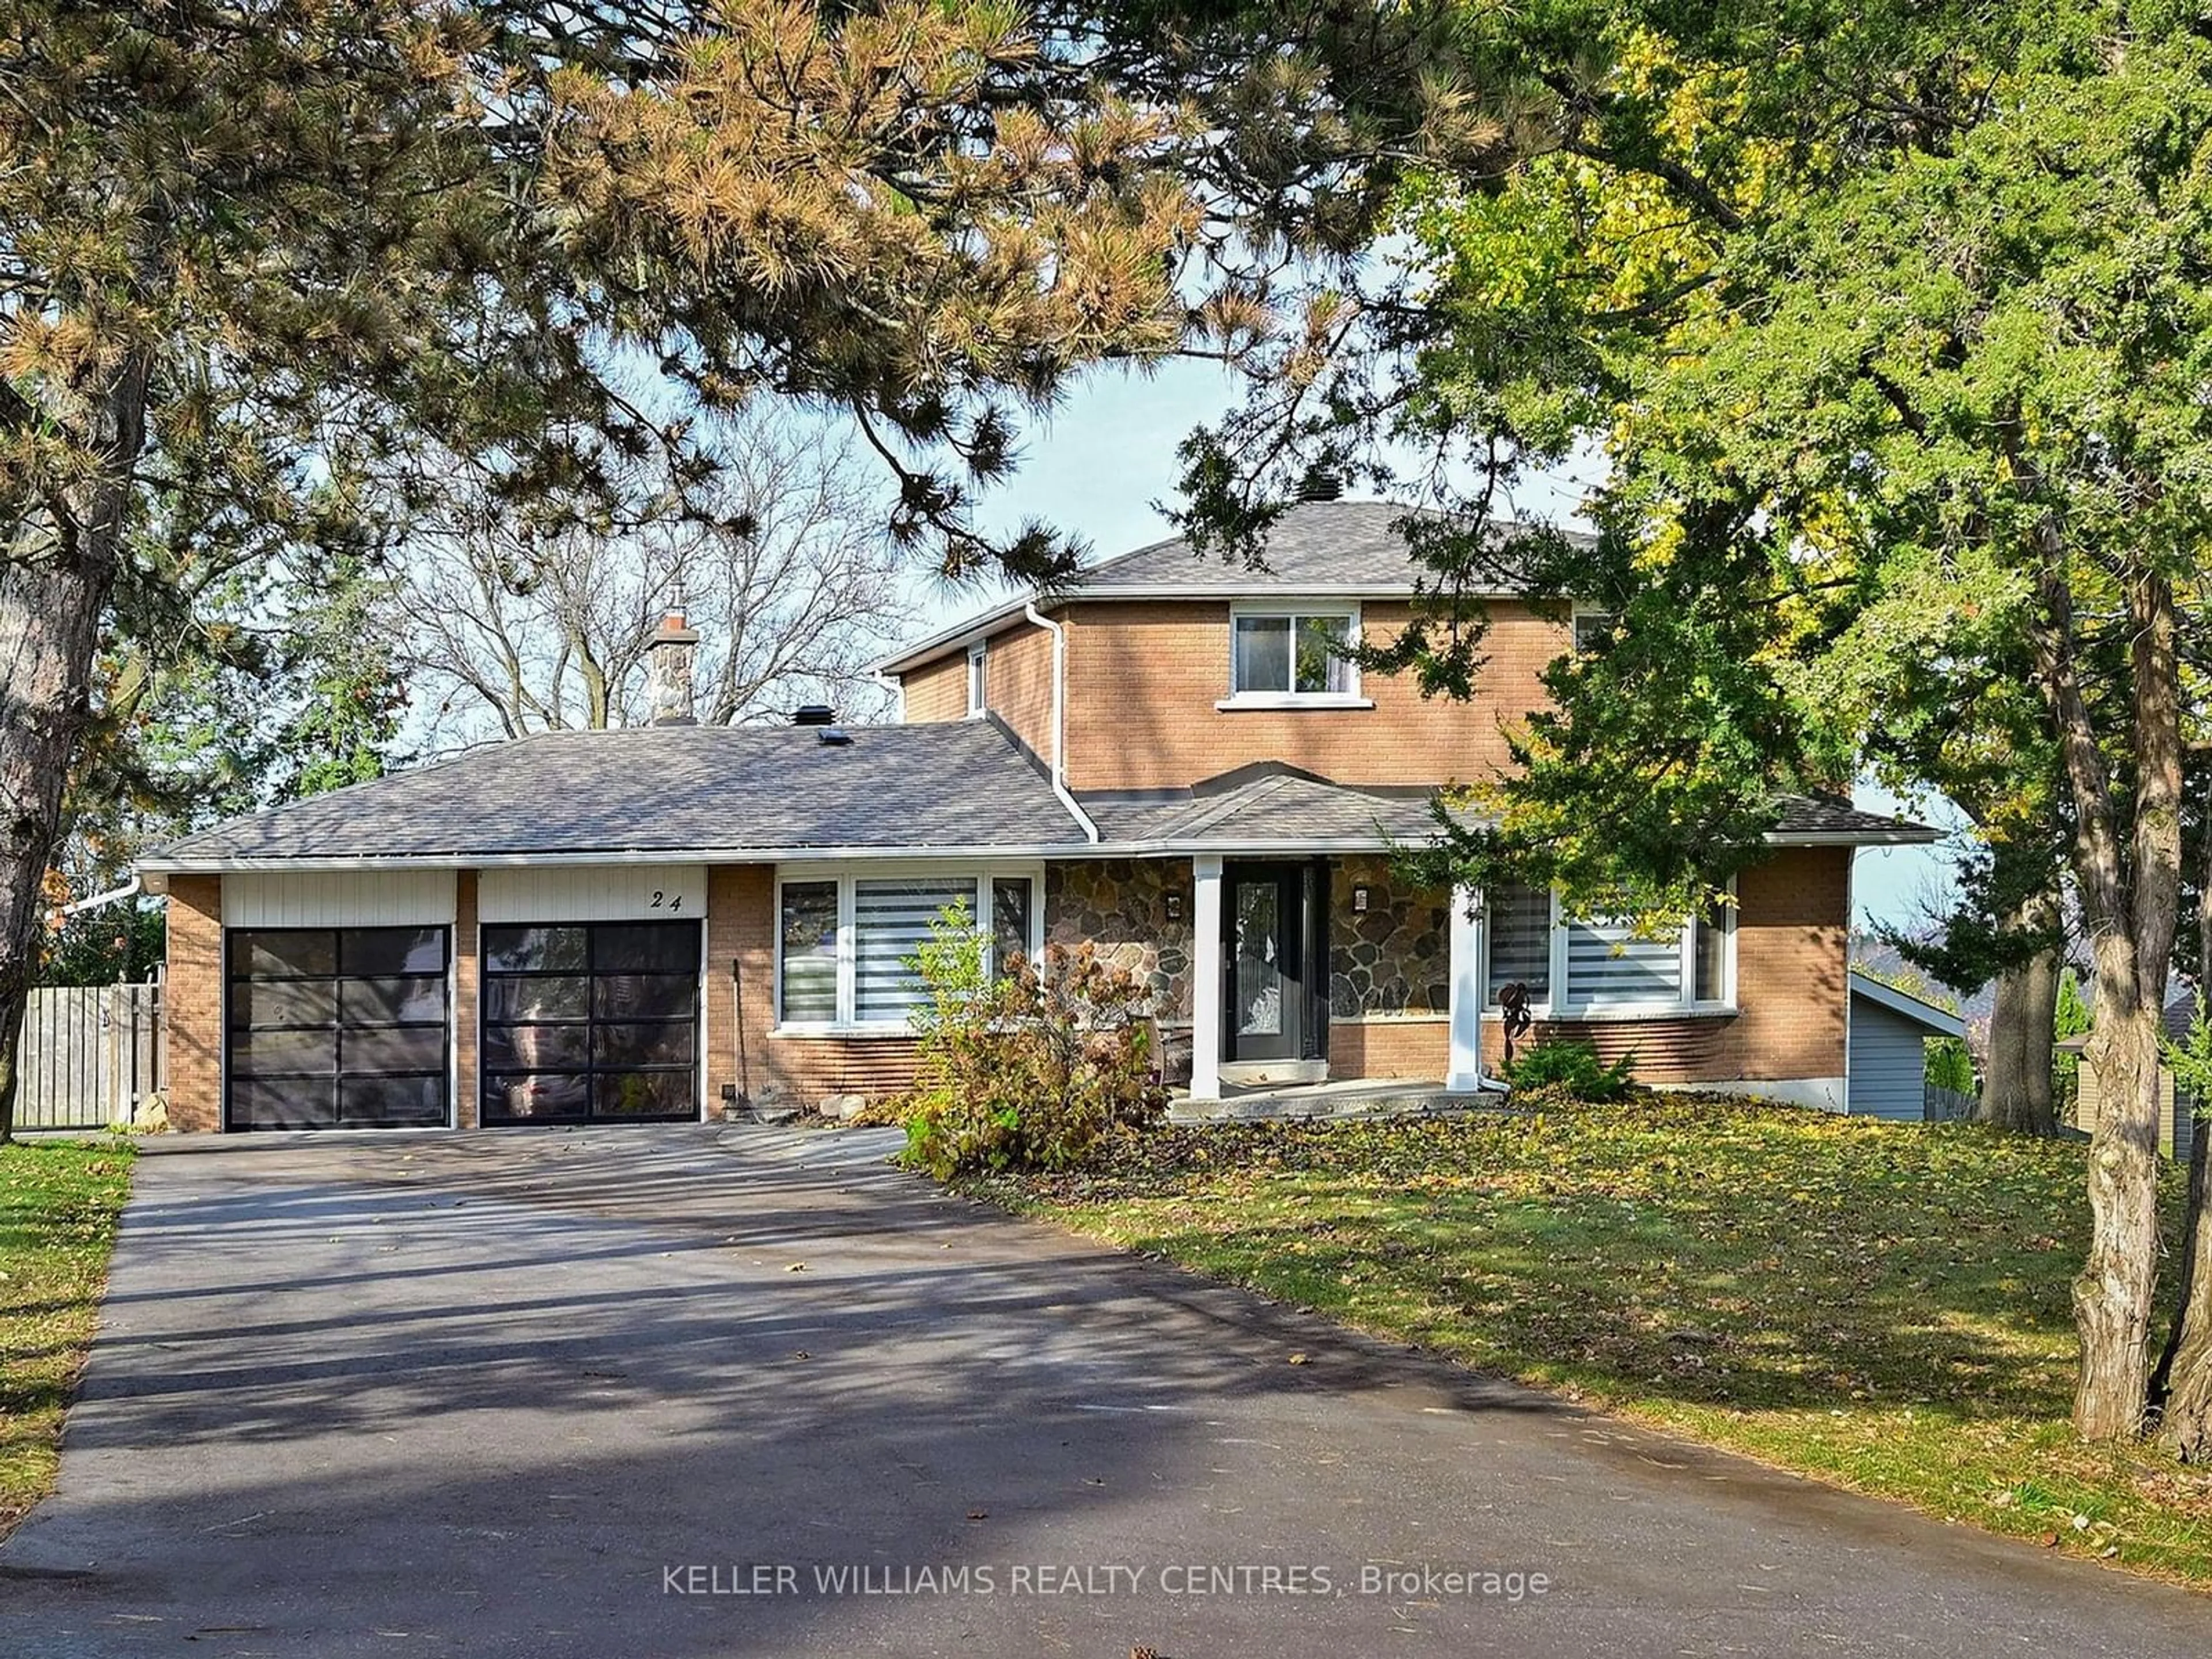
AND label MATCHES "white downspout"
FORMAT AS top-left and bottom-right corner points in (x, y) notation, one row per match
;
(1025, 601), (1099, 844)
(872, 669), (905, 725)
(58, 874), (142, 918)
